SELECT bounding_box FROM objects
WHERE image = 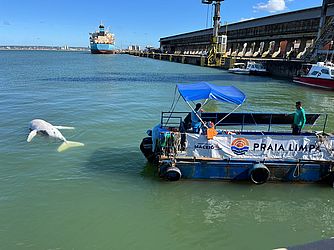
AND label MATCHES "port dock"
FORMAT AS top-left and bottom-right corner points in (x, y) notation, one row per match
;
(128, 0), (334, 78)
(128, 51), (305, 78)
